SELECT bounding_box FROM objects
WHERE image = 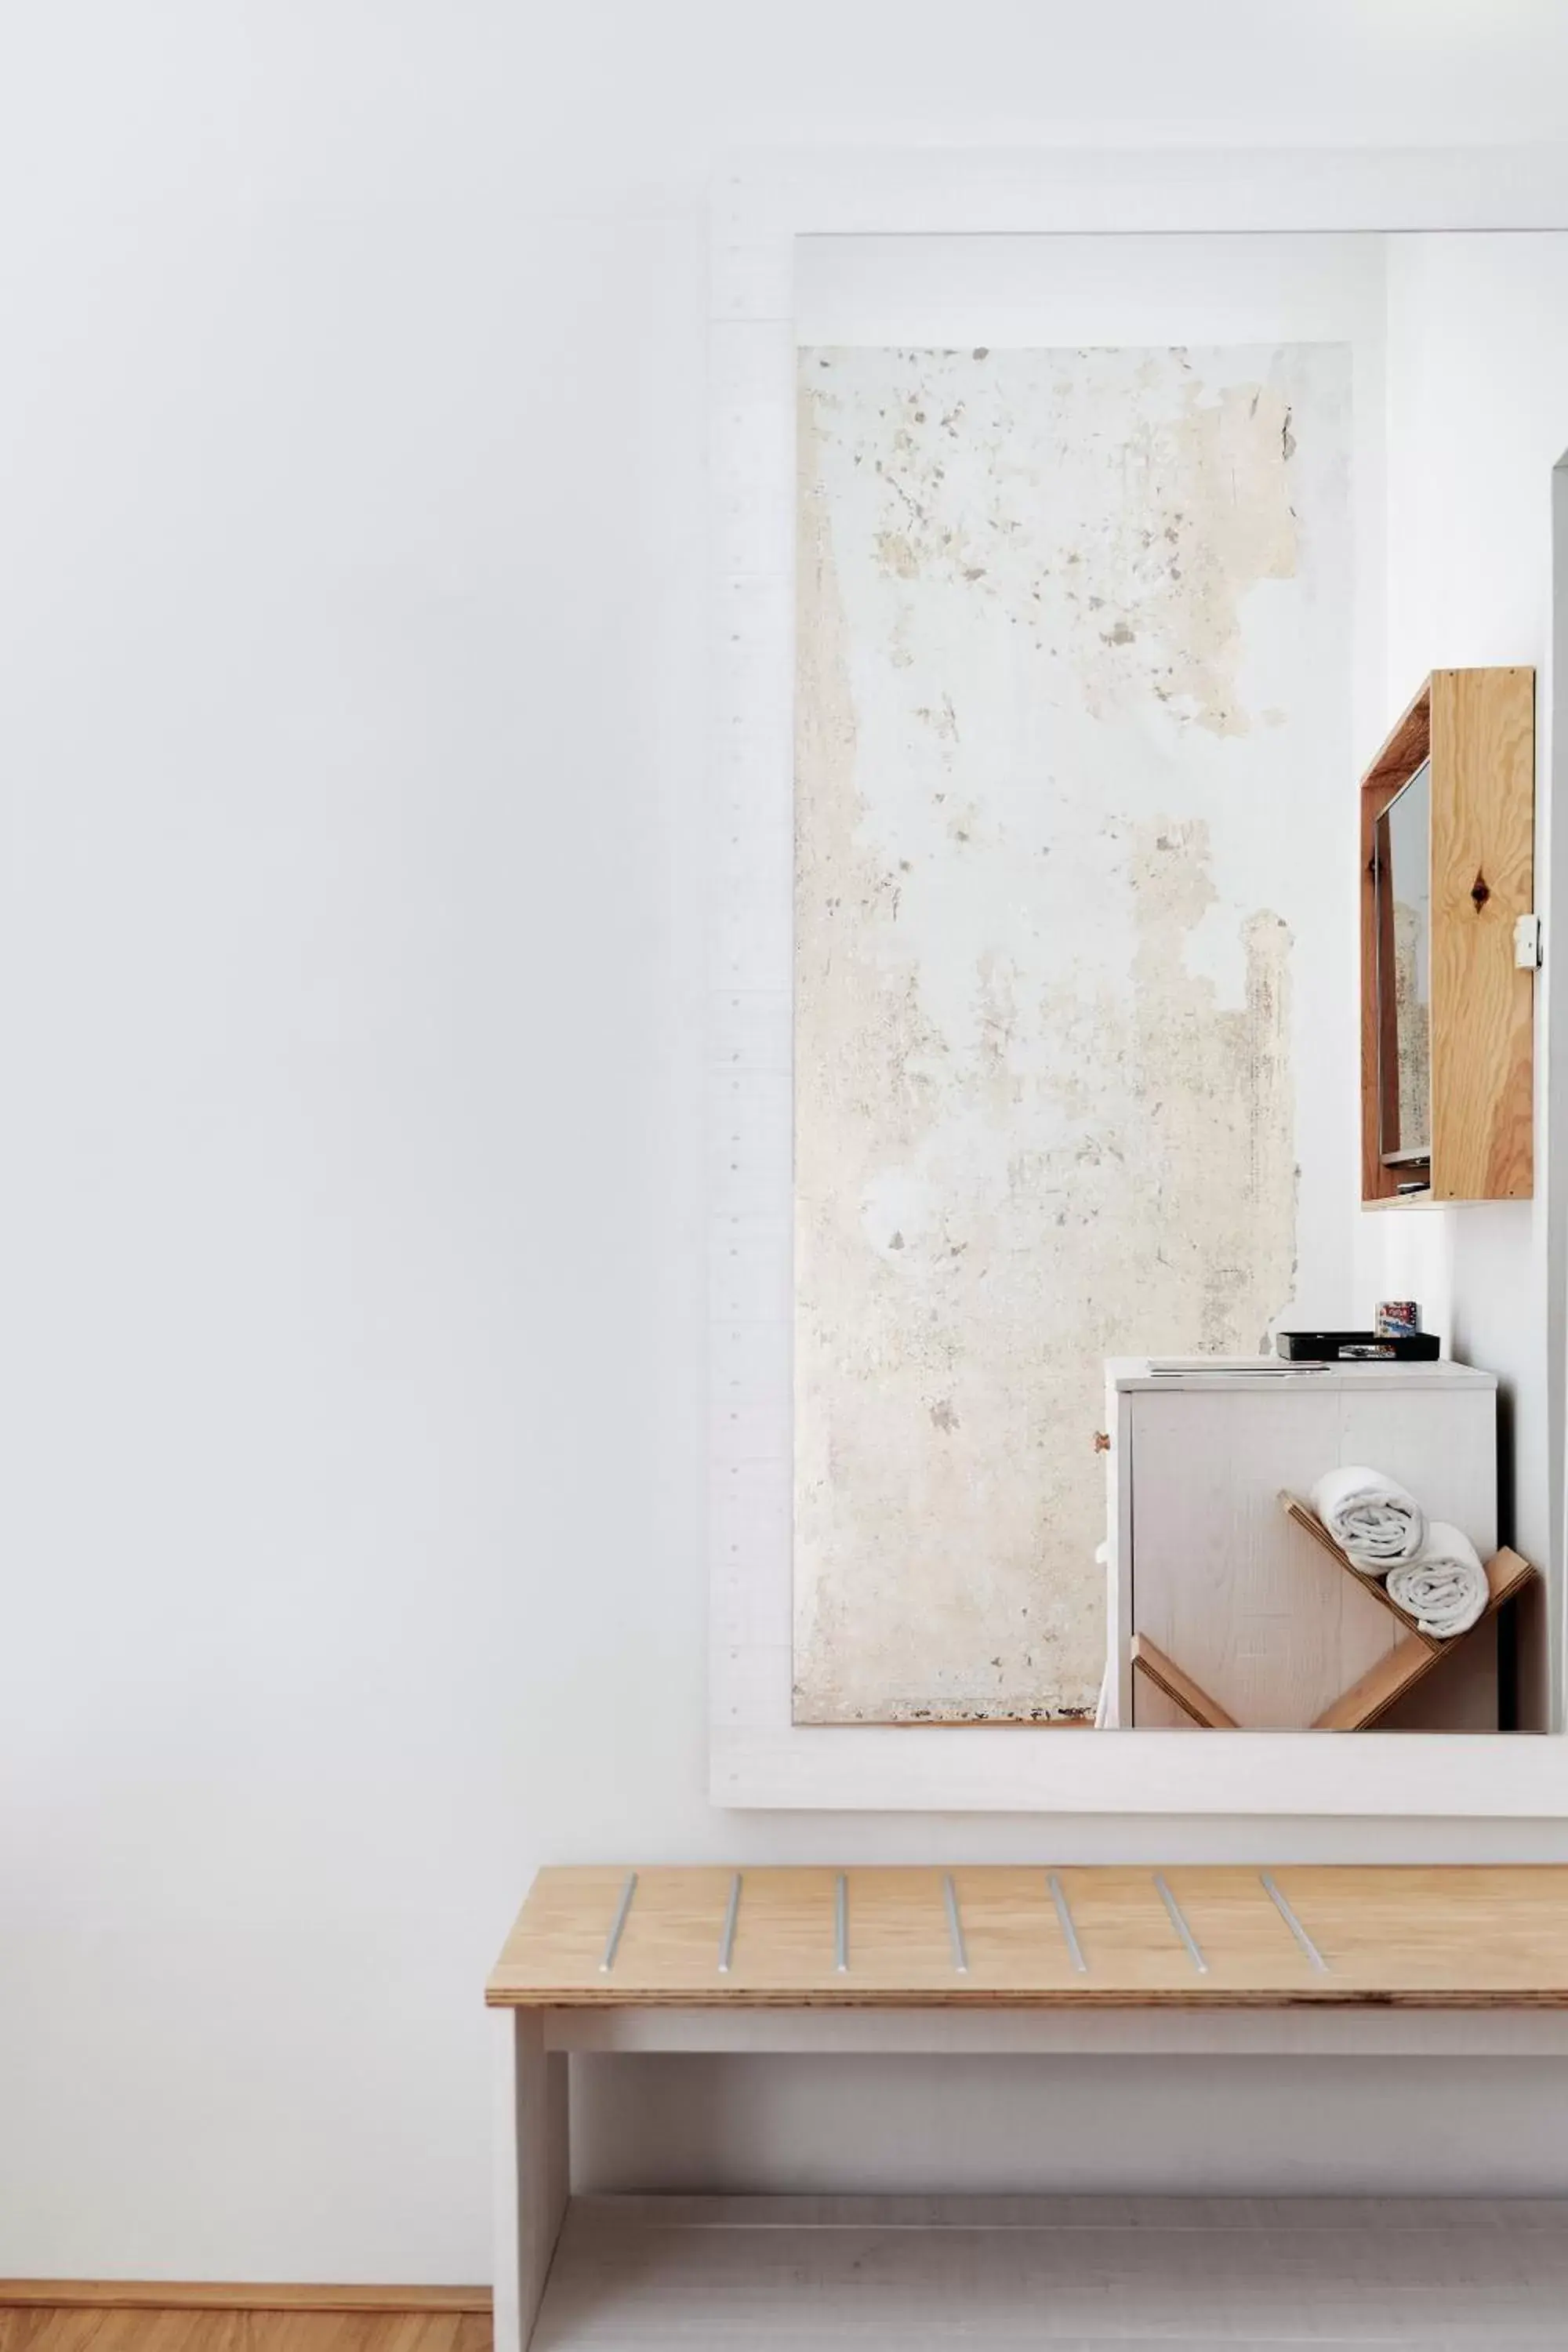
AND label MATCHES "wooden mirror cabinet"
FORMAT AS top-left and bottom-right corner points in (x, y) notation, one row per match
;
(1359, 666), (1536, 1207)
